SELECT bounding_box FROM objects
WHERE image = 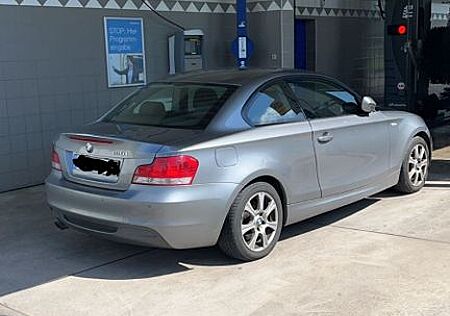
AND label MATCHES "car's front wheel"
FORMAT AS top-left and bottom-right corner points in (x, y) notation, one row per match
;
(218, 182), (283, 261)
(395, 136), (430, 193)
